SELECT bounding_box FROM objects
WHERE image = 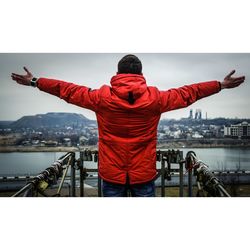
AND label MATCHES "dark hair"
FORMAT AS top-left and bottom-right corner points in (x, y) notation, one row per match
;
(117, 54), (142, 74)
